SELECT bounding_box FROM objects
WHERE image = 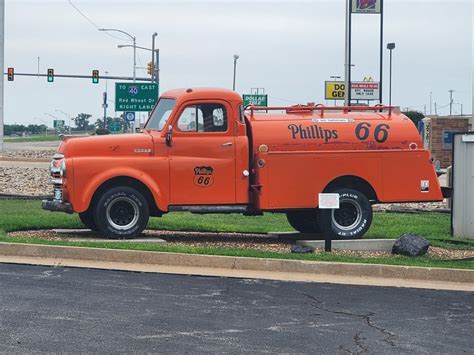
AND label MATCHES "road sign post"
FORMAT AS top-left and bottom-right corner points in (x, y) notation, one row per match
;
(115, 82), (158, 112)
